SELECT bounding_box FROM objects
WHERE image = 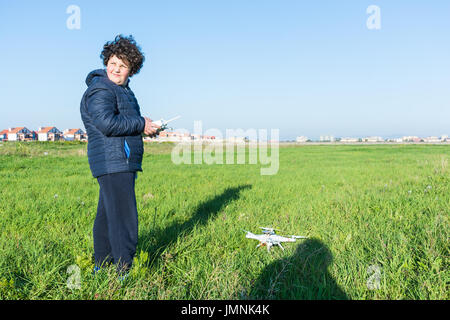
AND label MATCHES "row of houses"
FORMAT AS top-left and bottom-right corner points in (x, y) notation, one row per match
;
(0, 127), (87, 142)
(1, 127), (216, 143)
(145, 131), (217, 142)
(297, 135), (449, 143)
(1, 127), (217, 143)
(394, 135), (449, 143)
